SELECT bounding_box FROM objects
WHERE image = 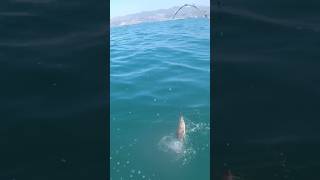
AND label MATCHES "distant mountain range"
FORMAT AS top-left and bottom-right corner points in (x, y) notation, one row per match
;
(110, 5), (210, 27)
